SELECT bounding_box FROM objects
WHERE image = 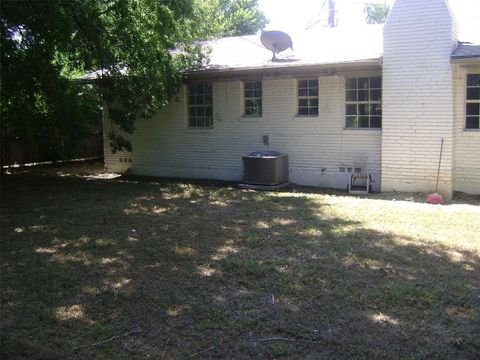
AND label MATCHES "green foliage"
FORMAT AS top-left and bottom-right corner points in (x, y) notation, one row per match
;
(268, 341), (289, 357)
(192, 0), (268, 39)
(0, 0), (267, 159)
(0, 10), (101, 161)
(364, 2), (390, 24)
